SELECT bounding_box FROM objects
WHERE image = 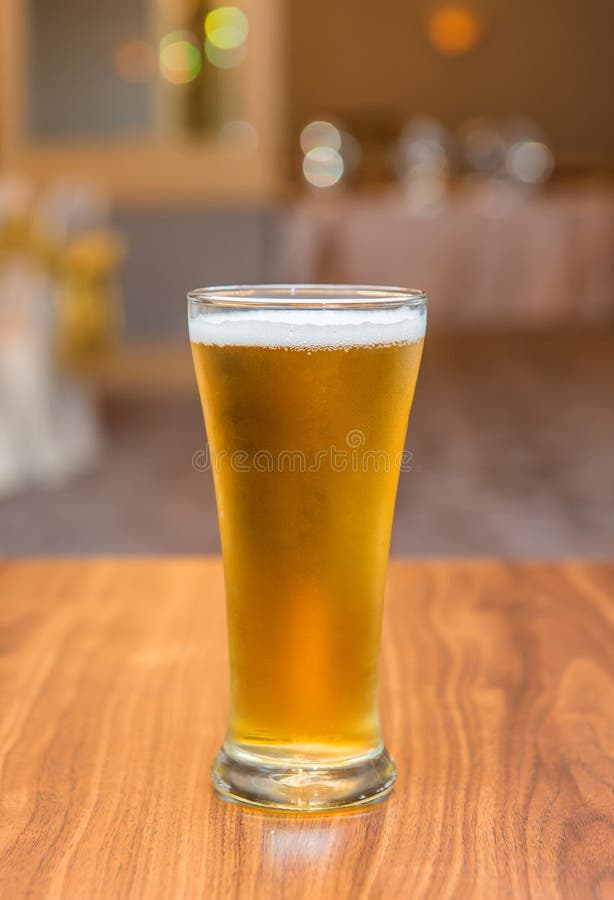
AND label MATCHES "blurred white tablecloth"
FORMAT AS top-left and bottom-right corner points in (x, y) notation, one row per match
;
(274, 185), (614, 329)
